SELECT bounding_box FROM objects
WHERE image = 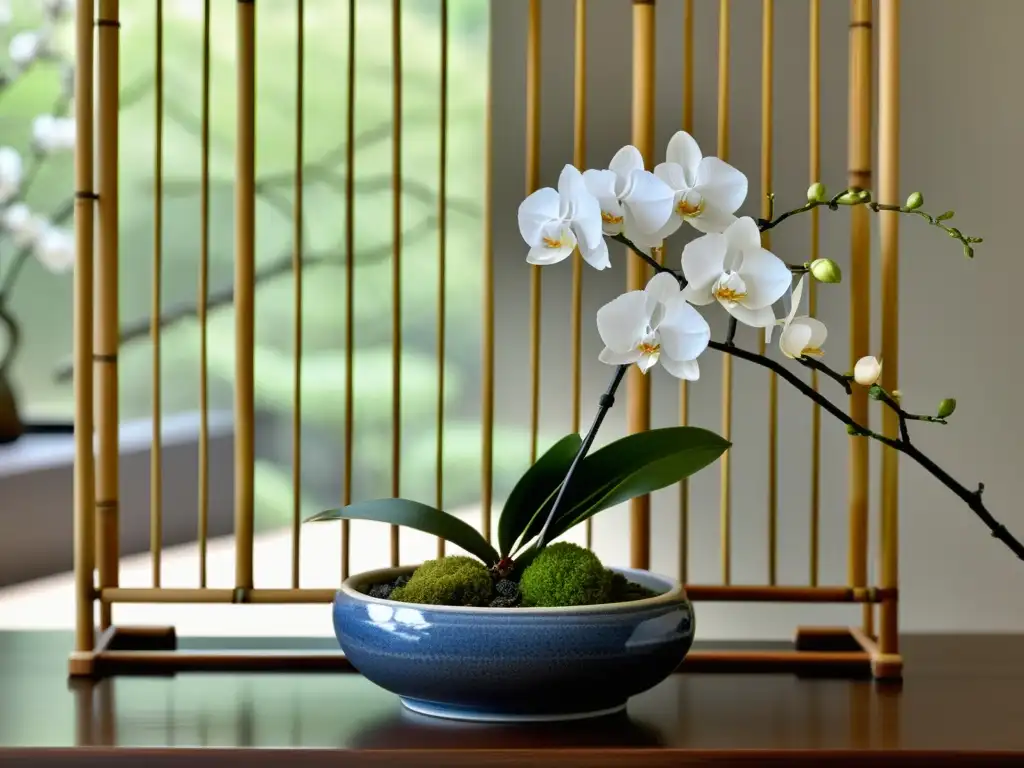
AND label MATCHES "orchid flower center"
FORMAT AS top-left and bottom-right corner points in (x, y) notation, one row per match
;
(713, 272), (748, 305)
(601, 210), (624, 225)
(637, 340), (661, 355)
(676, 190), (705, 219)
